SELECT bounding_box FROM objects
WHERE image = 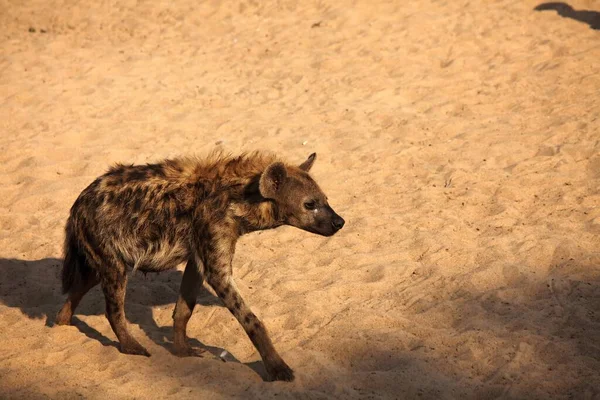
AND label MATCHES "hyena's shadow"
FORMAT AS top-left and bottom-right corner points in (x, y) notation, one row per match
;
(0, 257), (229, 357)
